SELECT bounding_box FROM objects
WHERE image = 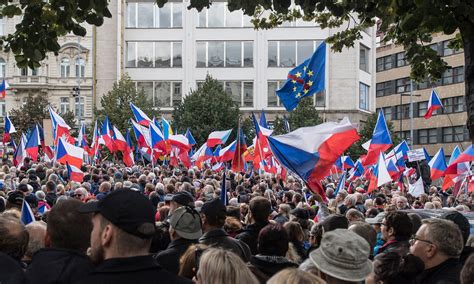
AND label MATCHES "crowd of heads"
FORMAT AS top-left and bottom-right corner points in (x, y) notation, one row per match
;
(0, 157), (472, 283)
